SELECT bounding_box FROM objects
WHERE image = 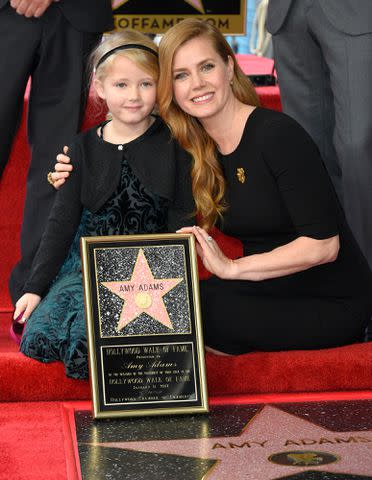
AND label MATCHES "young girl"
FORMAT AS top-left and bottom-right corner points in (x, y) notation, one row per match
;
(13, 30), (194, 379)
